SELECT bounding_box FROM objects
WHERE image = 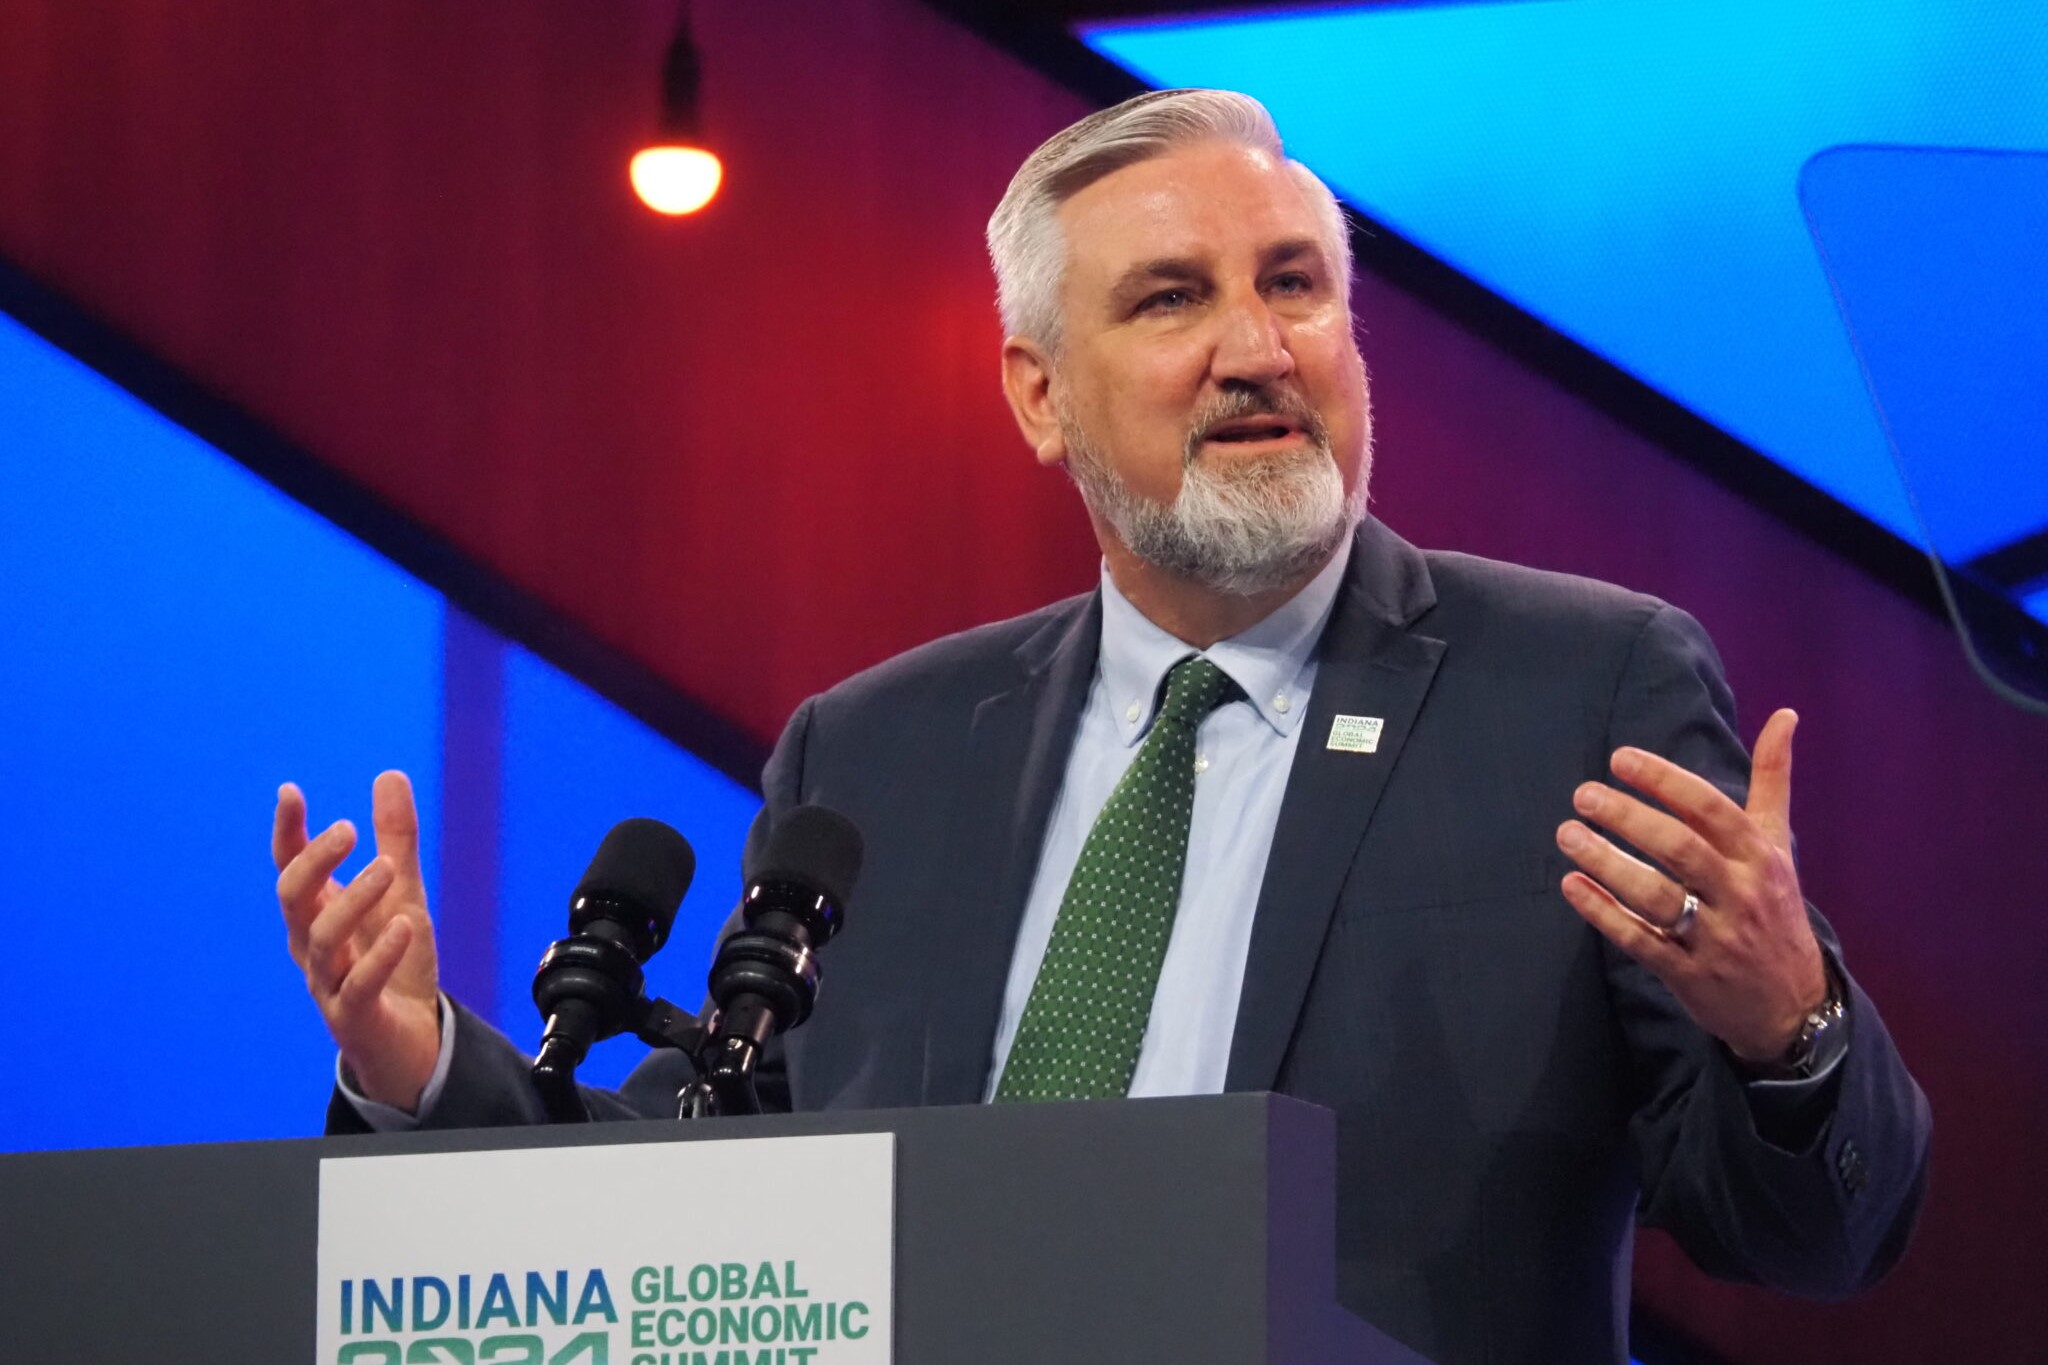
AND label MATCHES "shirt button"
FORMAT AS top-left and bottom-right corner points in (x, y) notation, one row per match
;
(1194, 755), (1210, 774)
(1273, 693), (1290, 714)
(1125, 702), (1140, 723)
